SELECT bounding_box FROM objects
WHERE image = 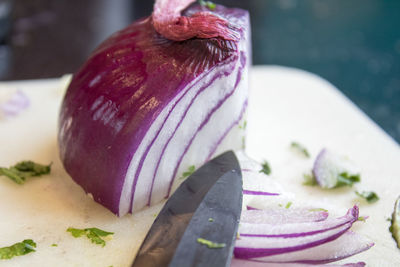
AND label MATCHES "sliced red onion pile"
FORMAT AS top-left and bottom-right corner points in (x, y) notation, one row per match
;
(58, 0), (250, 216)
(233, 154), (374, 266)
